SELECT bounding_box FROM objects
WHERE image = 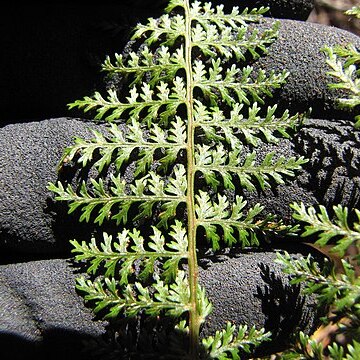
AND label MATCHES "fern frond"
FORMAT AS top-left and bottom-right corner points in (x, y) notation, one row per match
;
(278, 331), (326, 359)
(165, 0), (184, 13)
(195, 191), (295, 250)
(76, 270), (190, 319)
(194, 60), (289, 106)
(196, 144), (307, 191)
(71, 221), (188, 284)
(202, 322), (271, 359)
(195, 191), (263, 249)
(322, 45), (360, 127)
(69, 77), (186, 125)
(195, 101), (302, 147)
(132, 13), (185, 46)
(242, 103), (302, 143)
(202, 24), (278, 61)
(276, 251), (360, 319)
(50, 0), (308, 357)
(291, 202), (360, 257)
(190, 2), (270, 29)
(190, 2), (278, 60)
(345, 6), (360, 19)
(332, 43), (360, 68)
(326, 341), (360, 360)
(48, 166), (187, 226)
(102, 46), (186, 87)
(59, 118), (186, 175)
